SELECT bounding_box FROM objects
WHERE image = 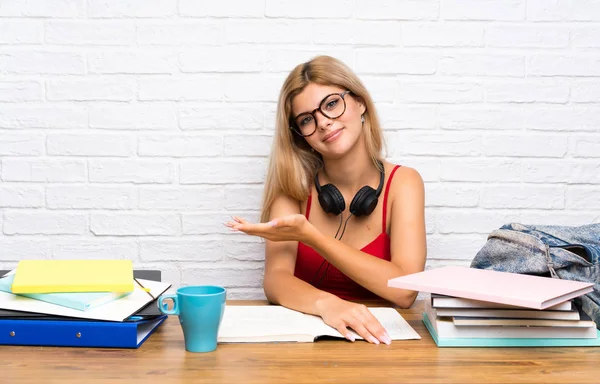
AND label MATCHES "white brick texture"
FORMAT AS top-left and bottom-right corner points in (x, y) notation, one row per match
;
(1, 1), (599, 299)
(0, 21), (43, 44)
